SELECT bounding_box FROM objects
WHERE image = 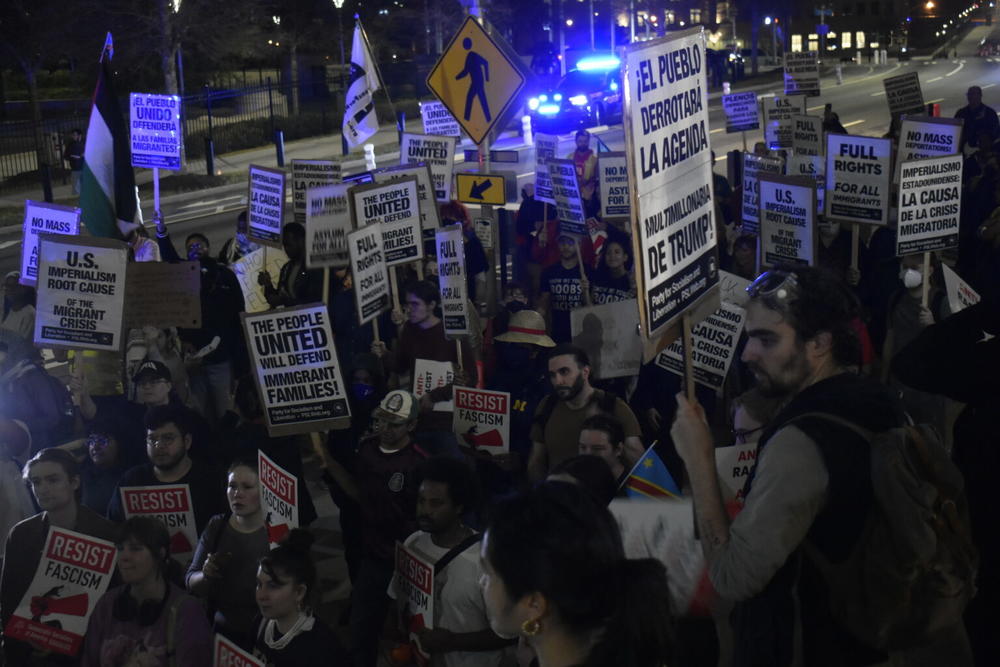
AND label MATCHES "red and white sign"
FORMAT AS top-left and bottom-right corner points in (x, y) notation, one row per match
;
(214, 633), (264, 667)
(119, 484), (198, 565)
(394, 541), (434, 665)
(714, 442), (757, 510)
(453, 387), (510, 454)
(413, 359), (454, 412)
(259, 451), (299, 548)
(6, 528), (116, 656)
